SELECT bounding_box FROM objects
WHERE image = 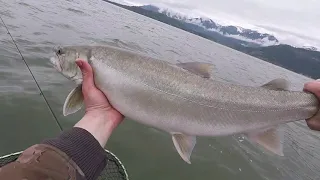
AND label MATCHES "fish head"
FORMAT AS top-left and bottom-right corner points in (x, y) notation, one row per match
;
(50, 46), (92, 84)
